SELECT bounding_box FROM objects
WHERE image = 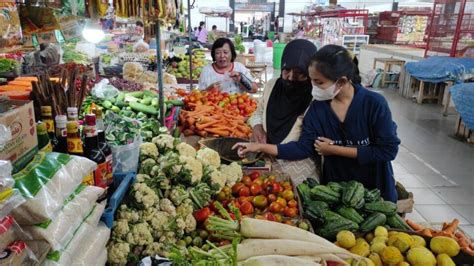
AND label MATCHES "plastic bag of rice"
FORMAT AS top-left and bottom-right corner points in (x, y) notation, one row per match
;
(23, 185), (104, 250)
(12, 152), (96, 225)
(72, 222), (110, 265)
(42, 203), (104, 266)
